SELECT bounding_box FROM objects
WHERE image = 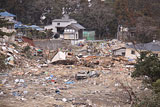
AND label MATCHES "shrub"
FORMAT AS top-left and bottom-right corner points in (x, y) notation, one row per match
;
(132, 52), (160, 107)
(153, 79), (160, 93)
(134, 93), (160, 107)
